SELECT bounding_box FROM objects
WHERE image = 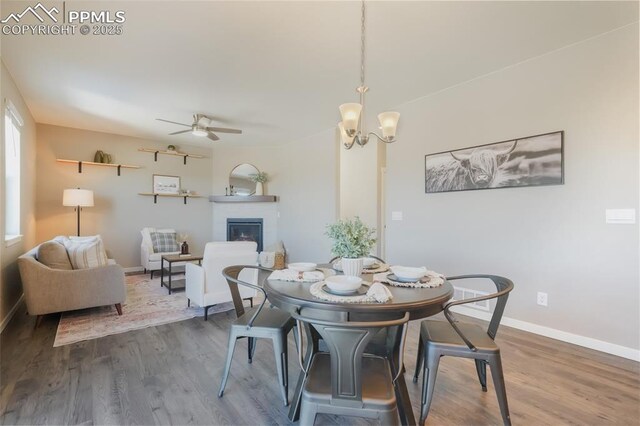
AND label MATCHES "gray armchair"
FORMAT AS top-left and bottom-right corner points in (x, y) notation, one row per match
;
(18, 245), (126, 325)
